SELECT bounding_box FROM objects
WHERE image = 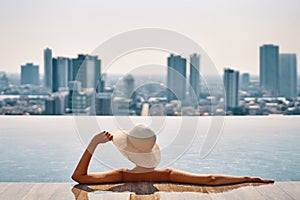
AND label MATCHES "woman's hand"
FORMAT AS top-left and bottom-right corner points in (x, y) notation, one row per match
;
(248, 176), (274, 184)
(91, 131), (113, 145)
